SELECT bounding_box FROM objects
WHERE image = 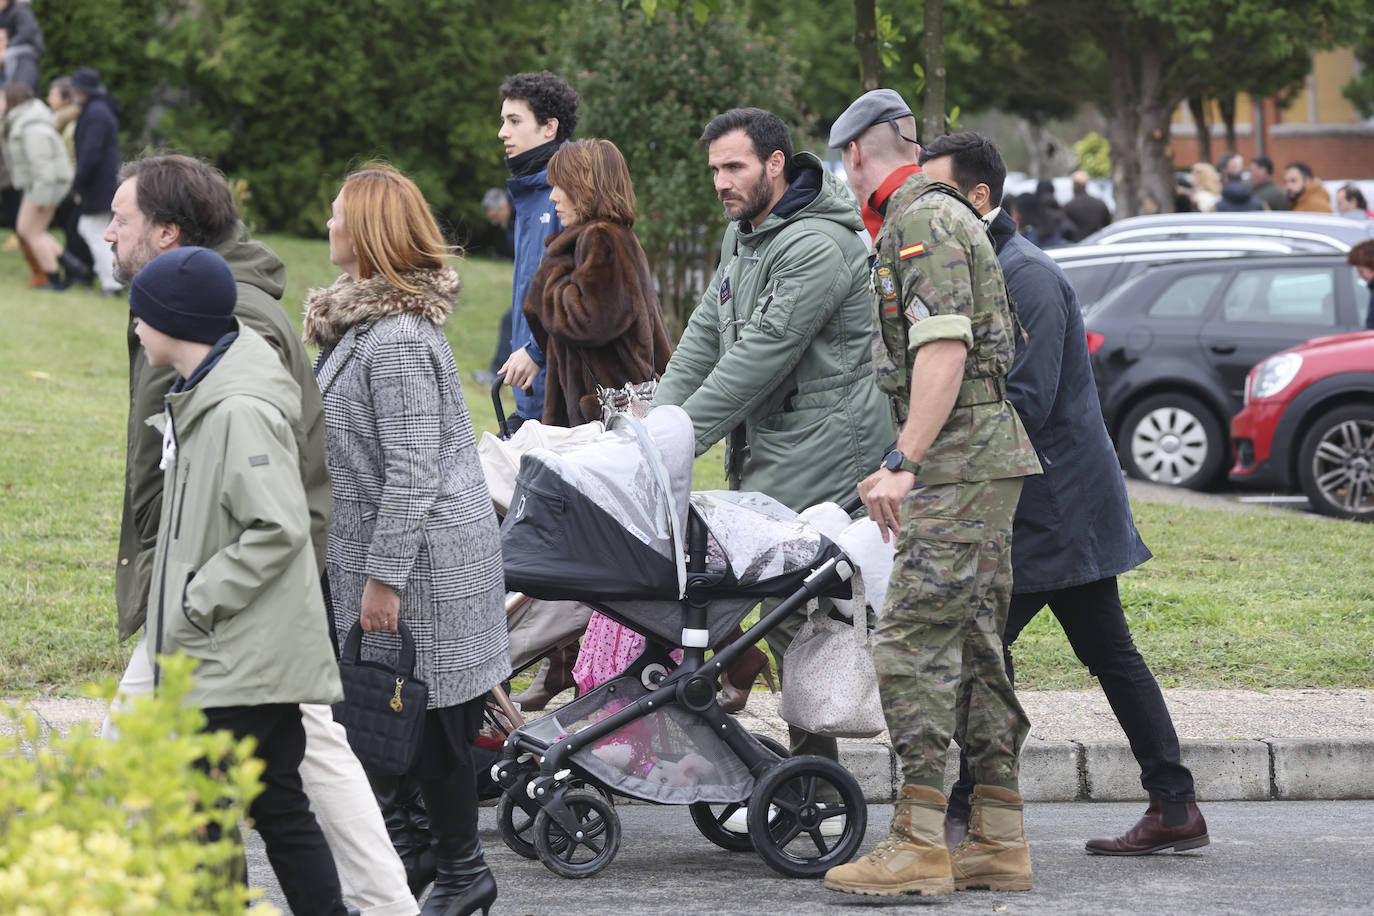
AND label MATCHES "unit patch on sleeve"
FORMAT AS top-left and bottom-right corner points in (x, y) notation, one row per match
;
(877, 267), (897, 300)
(720, 276), (732, 305)
(899, 242), (926, 259)
(904, 297), (932, 323)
